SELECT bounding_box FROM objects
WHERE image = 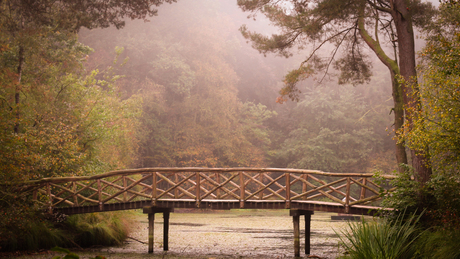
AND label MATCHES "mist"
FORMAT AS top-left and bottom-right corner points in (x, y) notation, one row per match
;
(78, 0), (397, 173)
